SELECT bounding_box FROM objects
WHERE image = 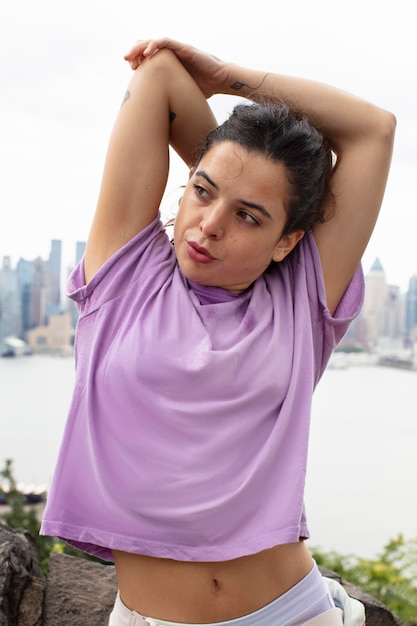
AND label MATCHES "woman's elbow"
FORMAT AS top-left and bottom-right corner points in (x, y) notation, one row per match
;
(377, 108), (397, 147)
